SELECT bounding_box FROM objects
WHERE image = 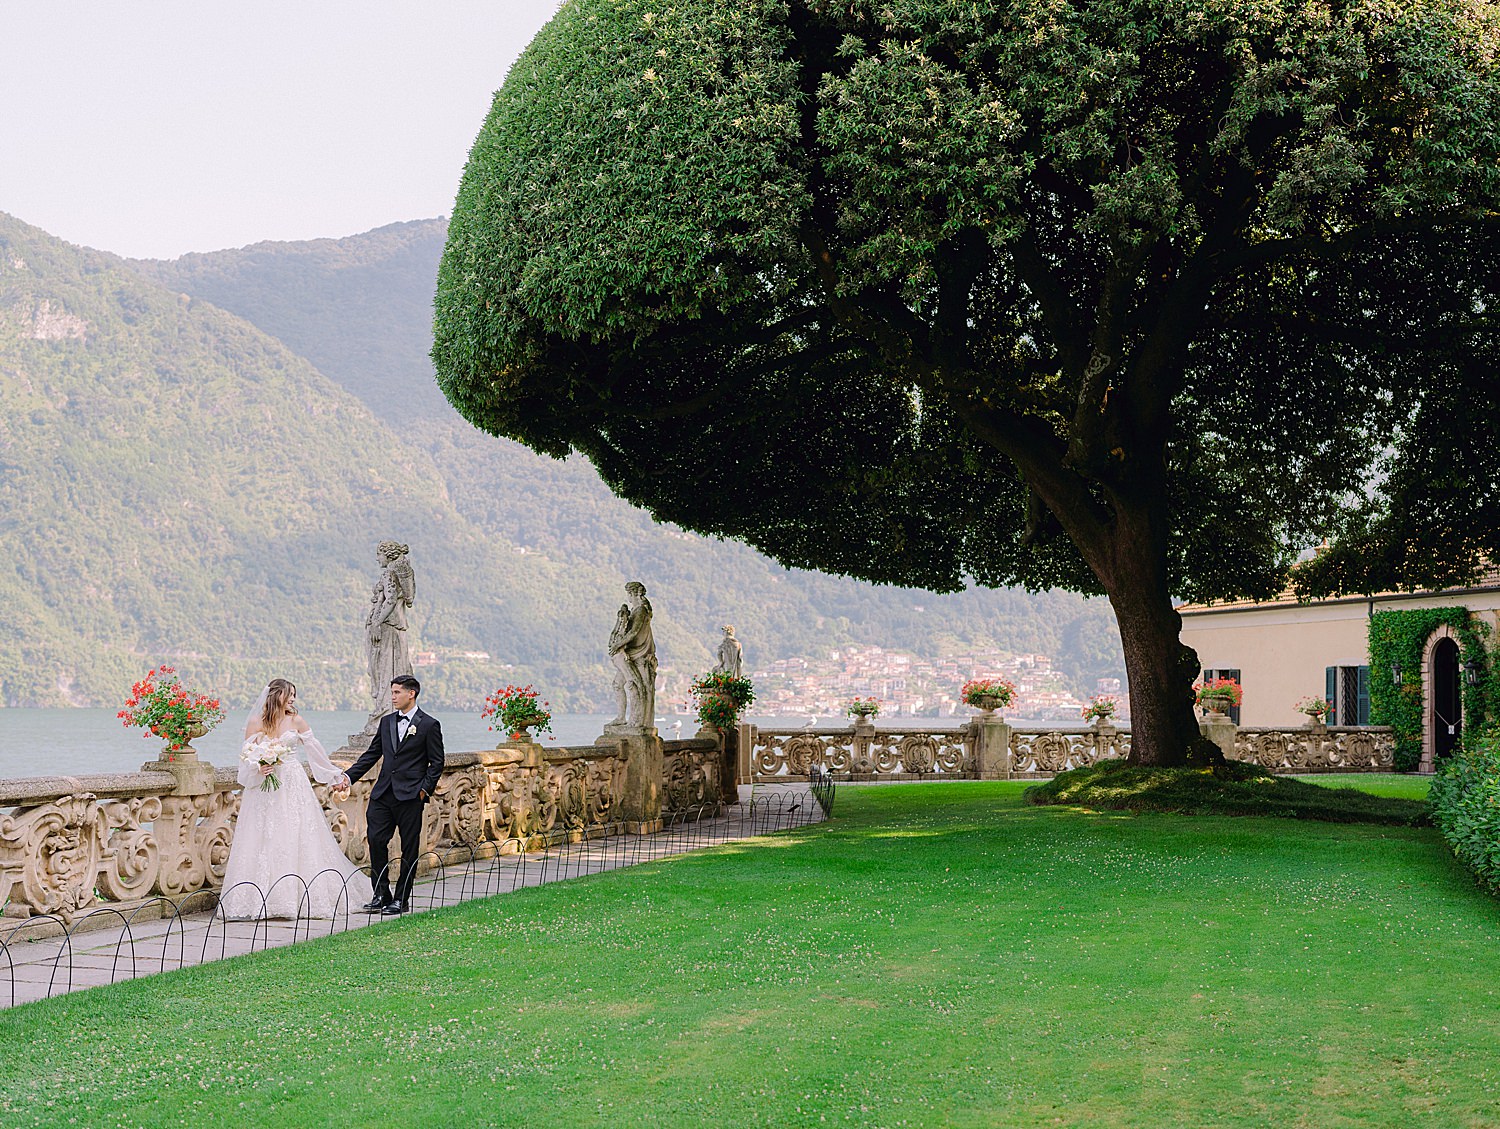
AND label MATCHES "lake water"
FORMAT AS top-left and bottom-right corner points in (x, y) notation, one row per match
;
(0, 709), (681, 779)
(0, 709), (983, 780)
